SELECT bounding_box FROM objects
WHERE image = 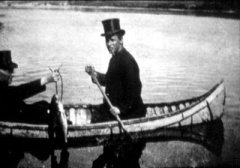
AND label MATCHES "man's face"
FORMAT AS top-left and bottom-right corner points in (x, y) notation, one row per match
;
(0, 69), (13, 85)
(105, 34), (123, 55)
